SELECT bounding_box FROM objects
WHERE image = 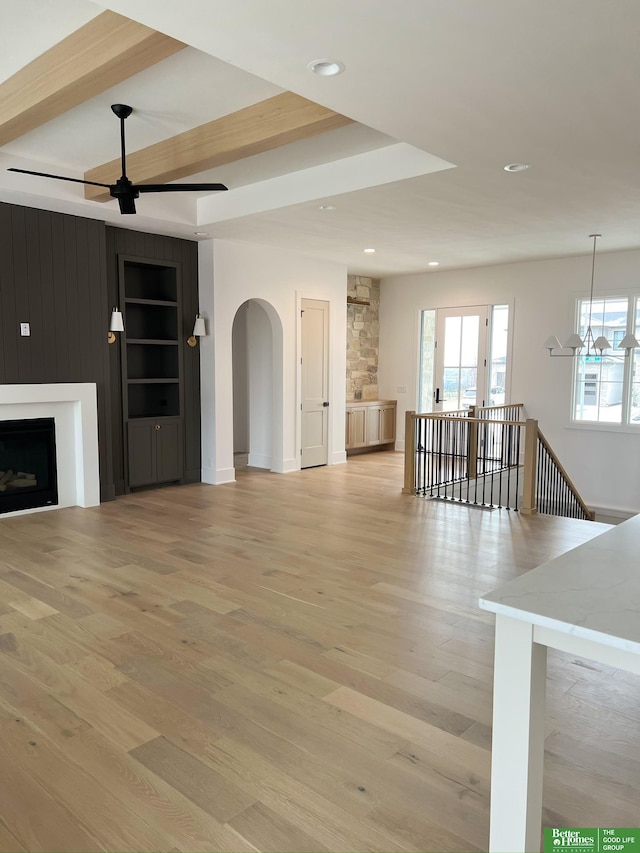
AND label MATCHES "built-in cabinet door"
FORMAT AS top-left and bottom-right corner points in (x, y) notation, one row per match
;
(128, 421), (157, 487)
(127, 417), (183, 488)
(346, 408), (367, 448)
(380, 405), (396, 443)
(156, 418), (183, 483)
(366, 406), (382, 444)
